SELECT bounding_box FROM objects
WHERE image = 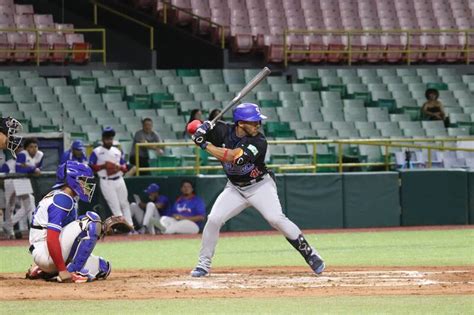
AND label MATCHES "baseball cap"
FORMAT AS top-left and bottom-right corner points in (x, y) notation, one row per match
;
(71, 140), (84, 150)
(144, 183), (160, 194)
(102, 126), (116, 137)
